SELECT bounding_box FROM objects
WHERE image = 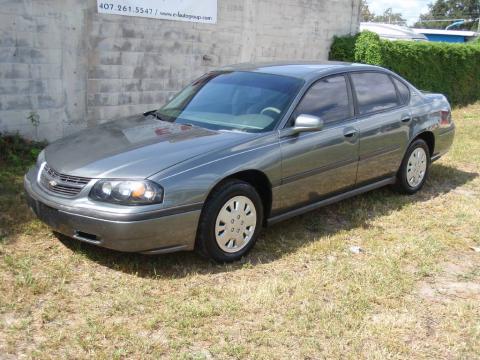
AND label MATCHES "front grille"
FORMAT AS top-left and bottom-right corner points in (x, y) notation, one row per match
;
(39, 164), (91, 197)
